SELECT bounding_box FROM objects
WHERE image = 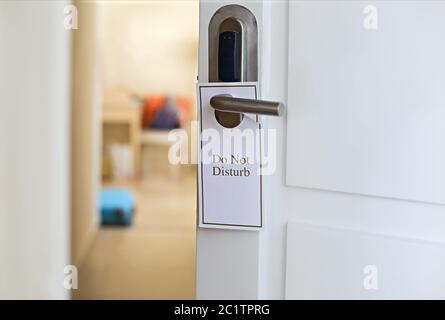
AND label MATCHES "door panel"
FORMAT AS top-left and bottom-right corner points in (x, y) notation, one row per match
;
(197, 0), (445, 300)
(286, 1), (445, 204)
(286, 222), (445, 299)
